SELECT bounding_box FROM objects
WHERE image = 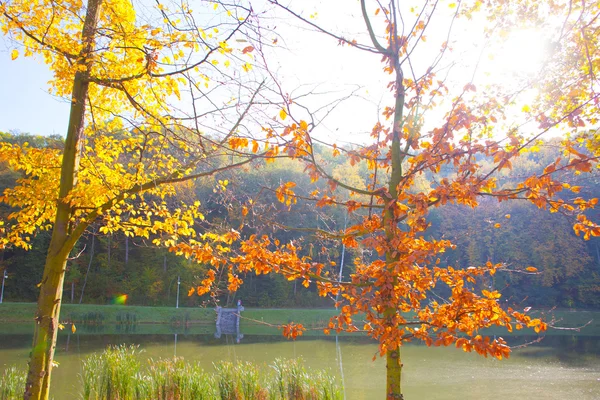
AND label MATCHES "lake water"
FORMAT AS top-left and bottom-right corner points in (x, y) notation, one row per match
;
(1, 322), (599, 399)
